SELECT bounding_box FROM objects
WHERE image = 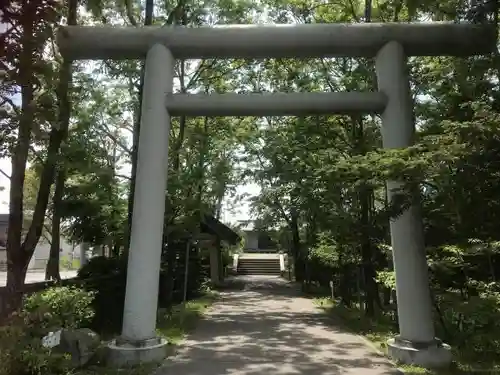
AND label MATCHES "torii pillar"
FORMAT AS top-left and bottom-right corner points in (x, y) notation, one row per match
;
(107, 44), (174, 366)
(376, 41), (452, 367)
